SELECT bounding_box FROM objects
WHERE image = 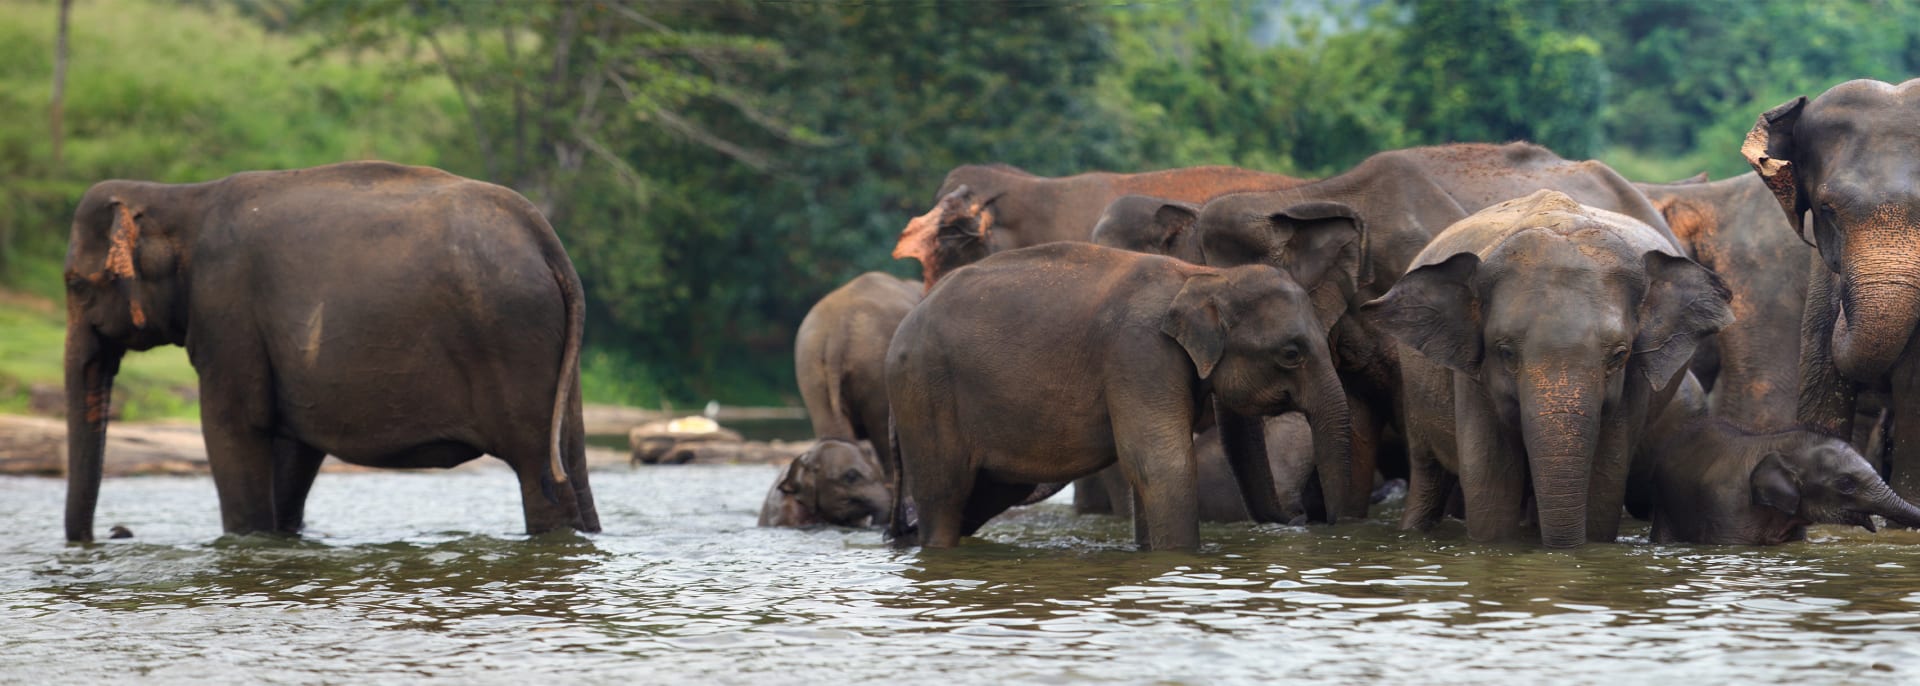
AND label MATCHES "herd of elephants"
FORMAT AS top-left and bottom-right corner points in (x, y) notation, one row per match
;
(53, 78), (1920, 553)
